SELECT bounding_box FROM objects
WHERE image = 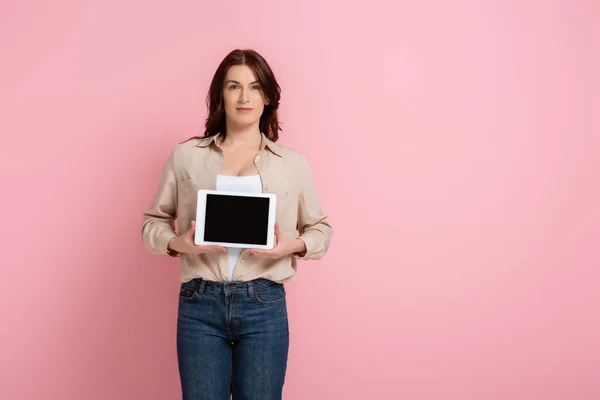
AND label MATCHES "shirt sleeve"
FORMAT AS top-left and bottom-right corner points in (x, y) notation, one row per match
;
(295, 154), (333, 260)
(141, 147), (180, 257)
